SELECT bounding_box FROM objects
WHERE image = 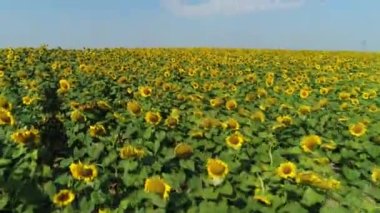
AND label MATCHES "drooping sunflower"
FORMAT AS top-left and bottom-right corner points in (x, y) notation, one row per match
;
(298, 105), (311, 116)
(11, 128), (40, 145)
(69, 162), (98, 182)
(225, 132), (245, 150)
(0, 96), (12, 111)
(120, 145), (145, 159)
(139, 86), (152, 97)
(58, 79), (70, 93)
(300, 135), (322, 153)
(277, 162), (297, 179)
(207, 158), (229, 186)
(223, 118), (240, 130)
(127, 101), (142, 115)
(0, 108), (15, 126)
(253, 189), (271, 206)
(338, 91), (350, 101)
(145, 111), (162, 125)
(70, 110), (86, 122)
(52, 189), (75, 207)
(144, 177), (171, 200)
(96, 100), (112, 110)
(349, 122), (367, 137)
(225, 99), (238, 111)
(174, 143), (193, 159)
(210, 98), (224, 108)
(89, 124), (106, 137)
(251, 110), (265, 123)
(276, 115), (293, 126)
